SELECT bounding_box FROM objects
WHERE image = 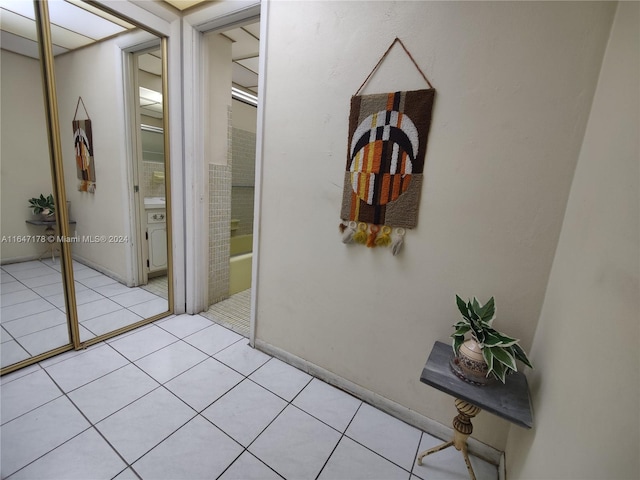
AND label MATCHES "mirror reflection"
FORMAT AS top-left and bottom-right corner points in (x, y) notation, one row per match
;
(0, 0), (171, 369)
(0, 0), (71, 368)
